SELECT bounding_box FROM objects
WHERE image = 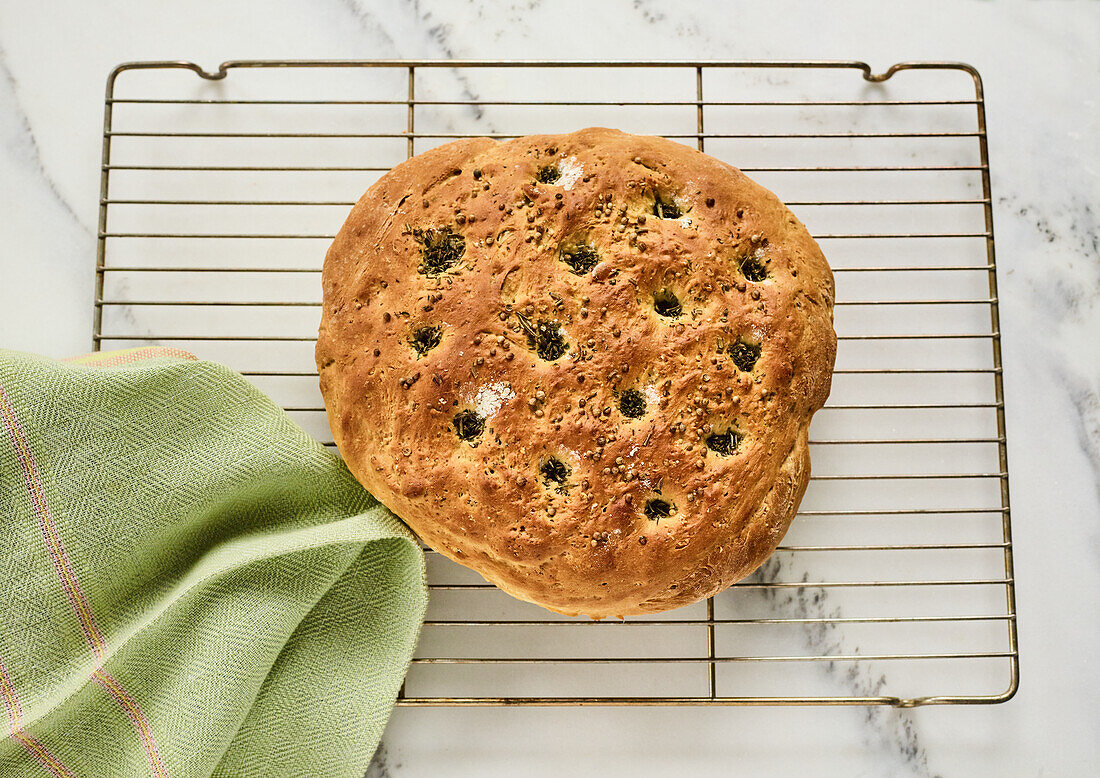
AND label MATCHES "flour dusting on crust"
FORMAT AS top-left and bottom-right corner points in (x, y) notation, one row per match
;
(558, 156), (583, 190)
(472, 381), (514, 418)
